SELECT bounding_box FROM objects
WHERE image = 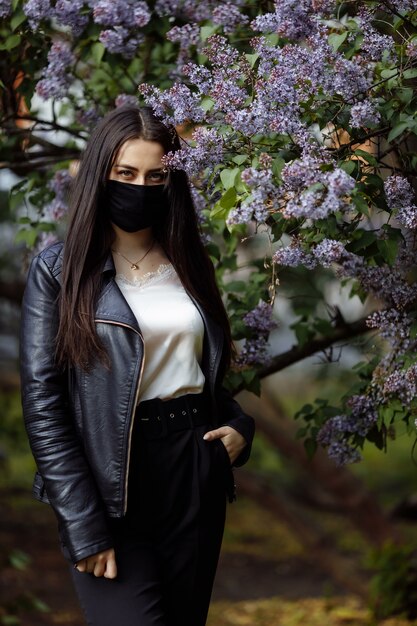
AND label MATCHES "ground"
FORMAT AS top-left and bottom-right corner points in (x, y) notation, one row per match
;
(1, 487), (417, 626)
